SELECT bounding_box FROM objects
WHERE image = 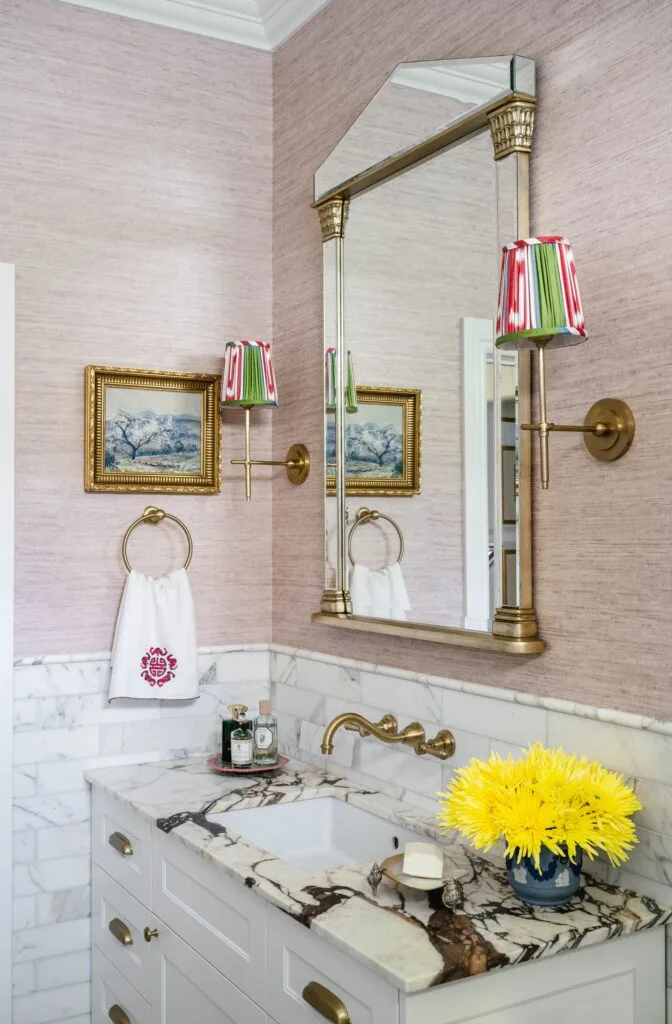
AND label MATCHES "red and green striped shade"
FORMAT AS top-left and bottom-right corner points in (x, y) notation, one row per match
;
(496, 236), (587, 350)
(325, 347), (357, 413)
(222, 340), (278, 407)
